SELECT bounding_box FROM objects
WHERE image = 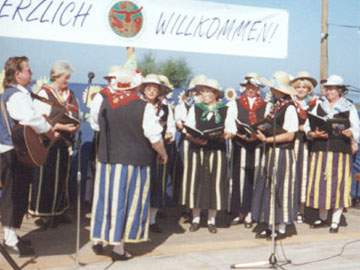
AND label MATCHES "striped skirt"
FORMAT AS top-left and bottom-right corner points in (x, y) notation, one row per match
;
(294, 136), (309, 205)
(90, 162), (150, 244)
(230, 144), (262, 216)
(184, 146), (228, 210)
(28, 142), (71, 216)
(180, 139), (191, 206)
(306, 151), (352, 210)
(150, 143), (176, 208)
(252, 147), (297, 225)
